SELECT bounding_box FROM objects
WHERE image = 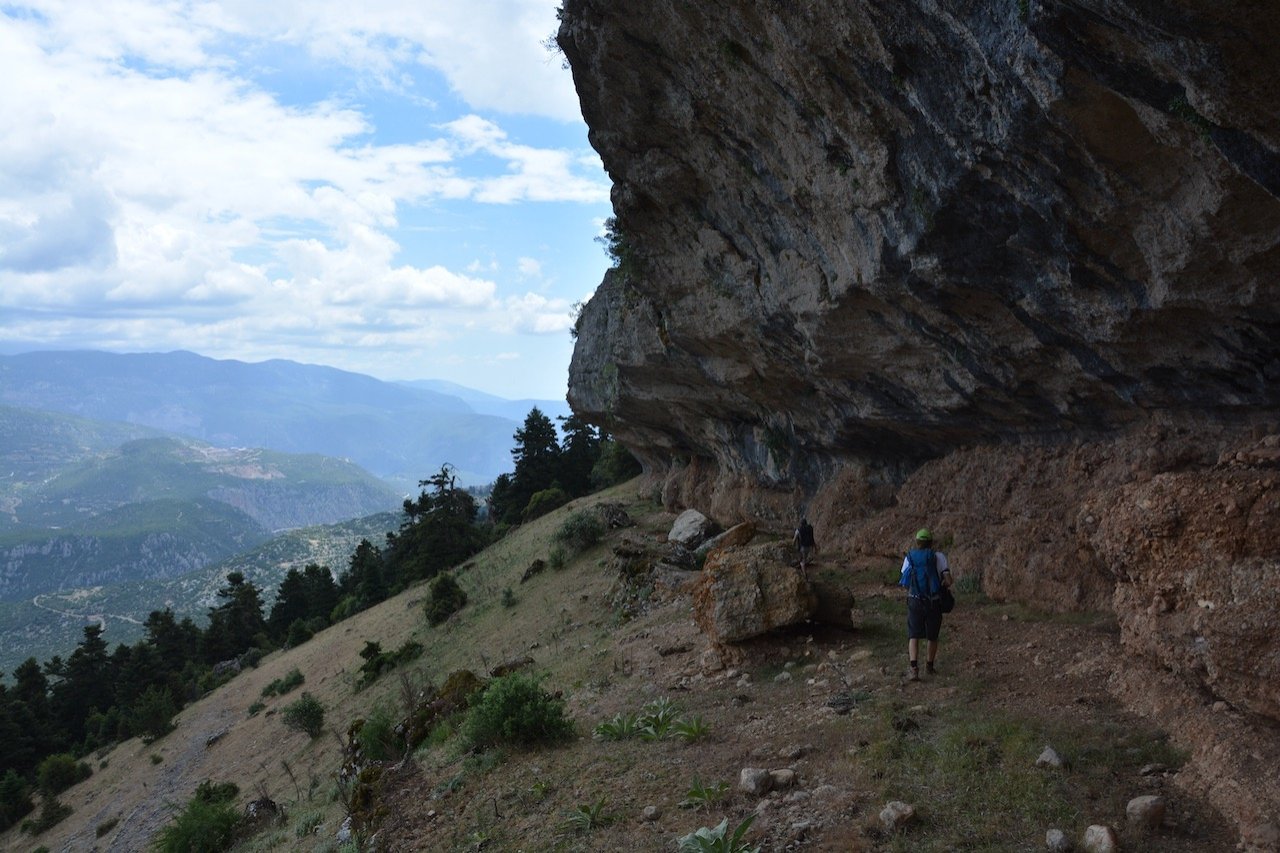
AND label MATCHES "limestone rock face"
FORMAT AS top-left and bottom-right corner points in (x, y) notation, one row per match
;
(692, 543), (816, 644)
(557, 0), (1280, 844)
(669, 508), (719, 548)
(559, 0), (1280, 482)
